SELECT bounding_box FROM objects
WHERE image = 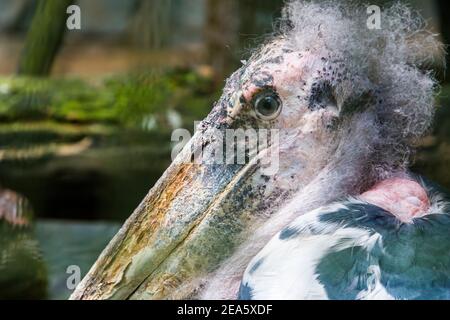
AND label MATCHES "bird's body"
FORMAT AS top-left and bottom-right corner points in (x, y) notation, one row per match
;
(239, 176), (450, 300)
